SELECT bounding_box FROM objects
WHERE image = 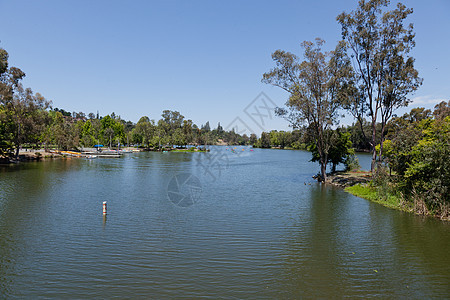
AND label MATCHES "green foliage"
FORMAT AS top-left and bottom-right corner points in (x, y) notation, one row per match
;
(344, 154), (360, 172)
(133, 116), (155, 148)
(80, 120), (95, 147)
(255, 128), (309, 150)
(0, 106), (14, 155)
(329, 130), (354, 172)
(309, 129), (354, 173)
(403, 117), (450, 210)
(0, 53), (51, 159)
(256, 132), (271, 148)
(262, 38), (350, 180)
(50, 111), (79, 150)
(345, 119), (372, 151)
(269, 130), (291, 148)
(381, 107), (450, 219)
(290, 141), (307, 150)
(433, 100), (450, 120)
(337, 0), (422, 173)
